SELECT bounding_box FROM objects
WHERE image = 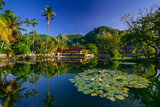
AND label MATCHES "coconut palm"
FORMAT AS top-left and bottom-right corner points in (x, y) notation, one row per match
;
(54, 37), (61, 54)
(0, 0), (5, 10)
(0, 14), (10, 43)
(42, 61), (56, 107)
(41, 6), (56, 53)
(31, 19), (38, 53)
(0, 77), (26, 107)
(24, 18), (31, 44)
(31, 19), (38, 30)
(4, 9), (26, 41)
